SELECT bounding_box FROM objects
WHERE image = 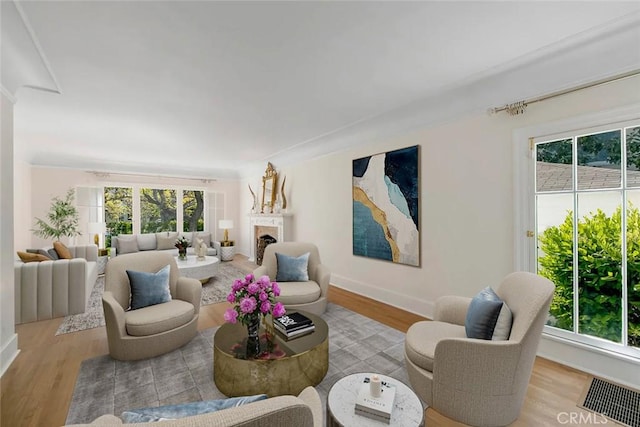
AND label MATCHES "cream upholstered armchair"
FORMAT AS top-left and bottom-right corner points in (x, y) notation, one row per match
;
(253, 242), (330, 316)
(404, 272), (555, 426)
(103, 251), (201, 361)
